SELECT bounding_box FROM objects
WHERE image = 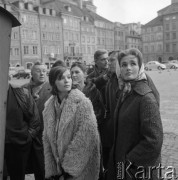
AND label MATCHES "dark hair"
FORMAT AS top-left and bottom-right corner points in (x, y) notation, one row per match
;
(49, 66), (69, 95)
(70, 62), (87, 73)
(118, 48), (143, 68)
(94, 49), (108, 61)
(52, 60), (66, 68)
